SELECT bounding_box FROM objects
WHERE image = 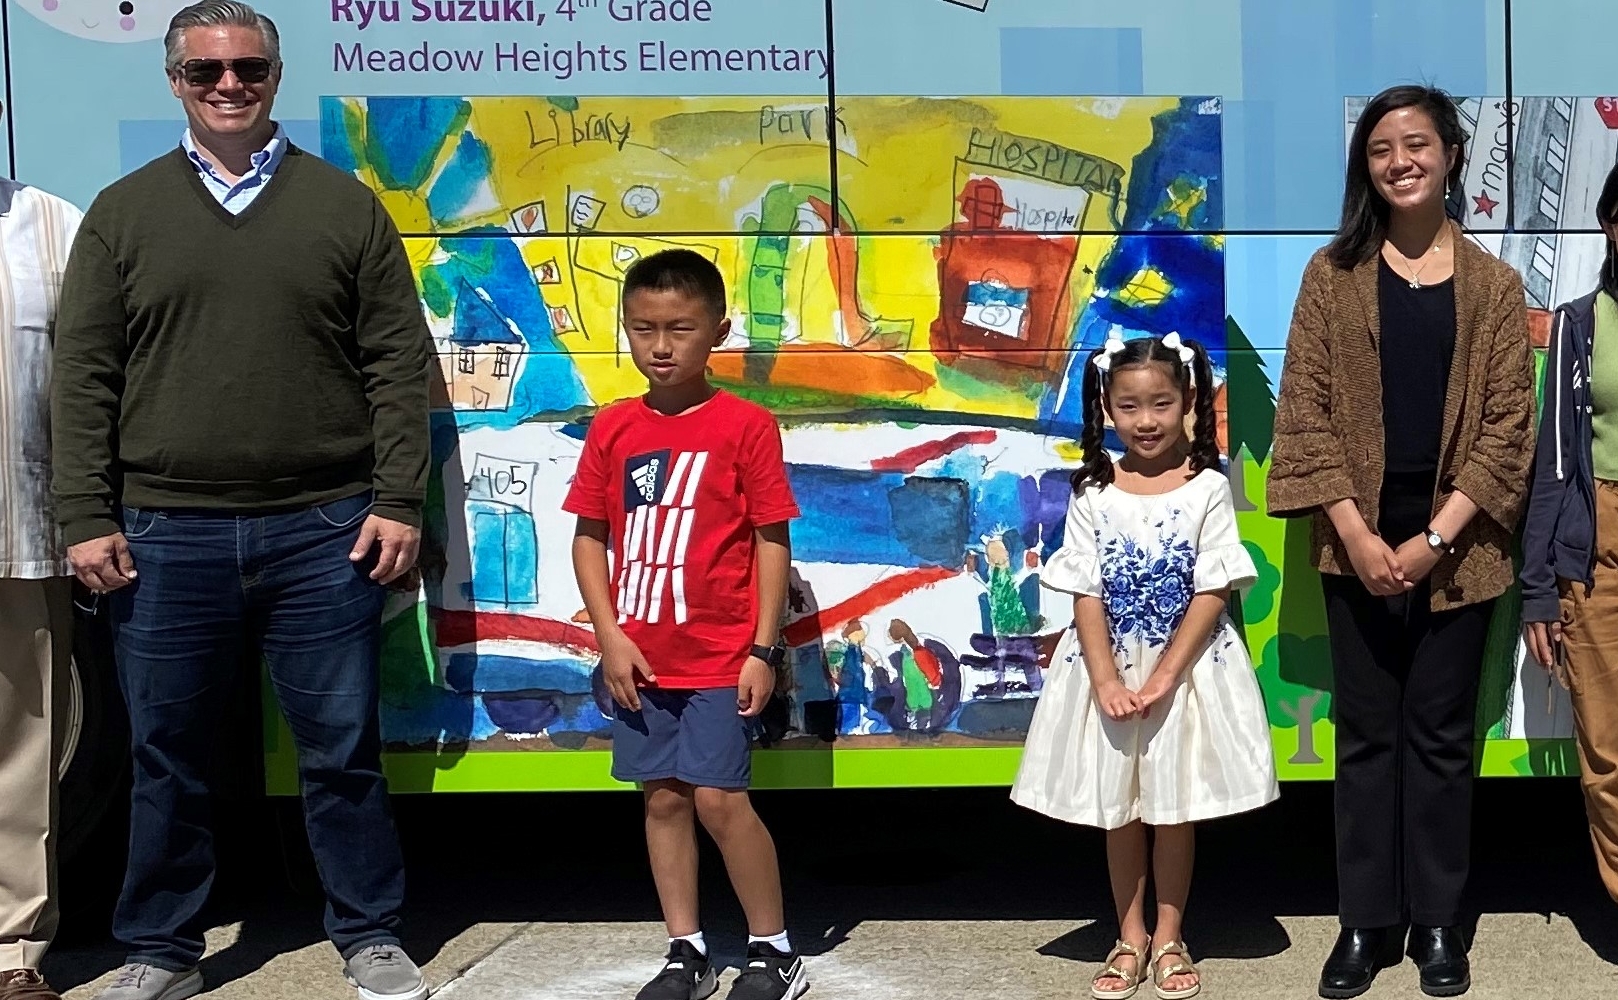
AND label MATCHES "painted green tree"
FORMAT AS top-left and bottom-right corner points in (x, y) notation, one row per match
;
(1255, 633), (1333, 765)
(1224, 316), (1275, 462)
(1238, 540), (1282, 625)
(1224, 316), (1276, 512)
